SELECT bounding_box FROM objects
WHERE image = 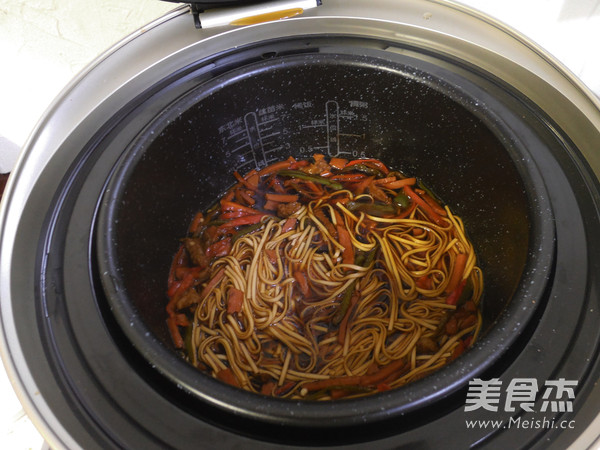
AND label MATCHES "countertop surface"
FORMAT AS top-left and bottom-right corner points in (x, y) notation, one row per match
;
(1, 0), (599, 448)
